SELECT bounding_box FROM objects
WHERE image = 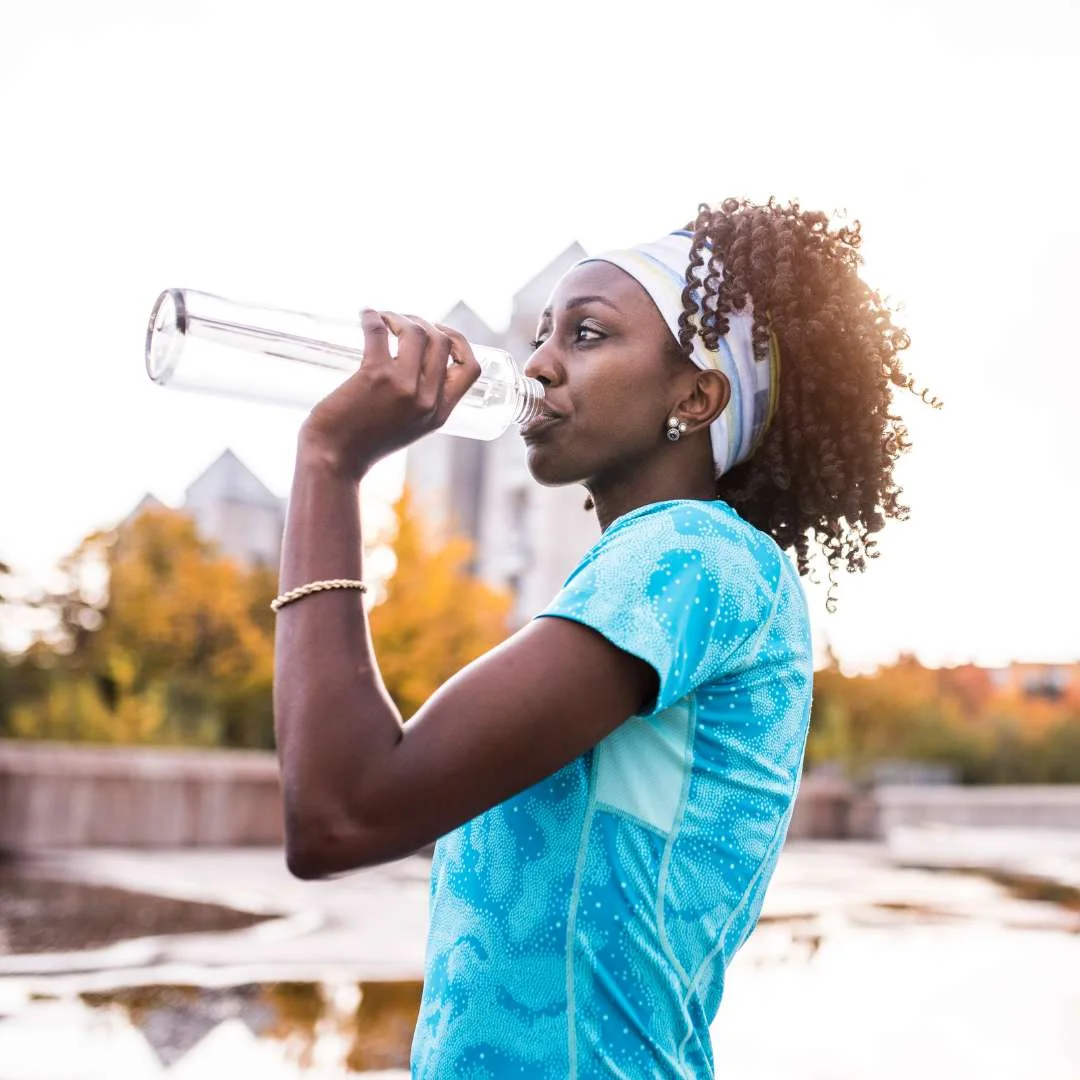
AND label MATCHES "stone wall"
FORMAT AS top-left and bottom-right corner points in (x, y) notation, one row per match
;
(3, 741), (1079, 852)
(871, 783), (1080, 832)
(786, 774), (856, 840)
(792, 778), (1080, 839)
(0, 741), (283, 852)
